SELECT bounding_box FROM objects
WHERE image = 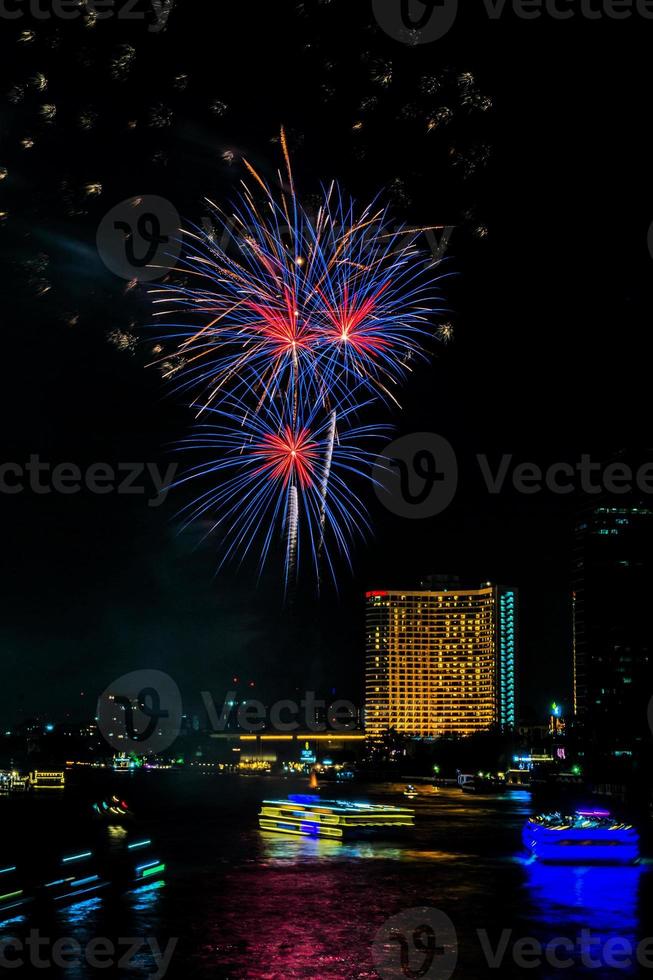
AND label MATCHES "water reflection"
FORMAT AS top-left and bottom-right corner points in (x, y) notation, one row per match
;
(259, 831), (404, 862)
(49, 874), (165, 978)
(130, 878), (166, 912)
(0, 913), (26, 930)
(7, 774), (651, 978)
(56, 895), (103, 928)
(259, 830), (466, 865)
(508, 789), (532, 807)
(525, 860), (644, 976)
(53, 897), (104, 980)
